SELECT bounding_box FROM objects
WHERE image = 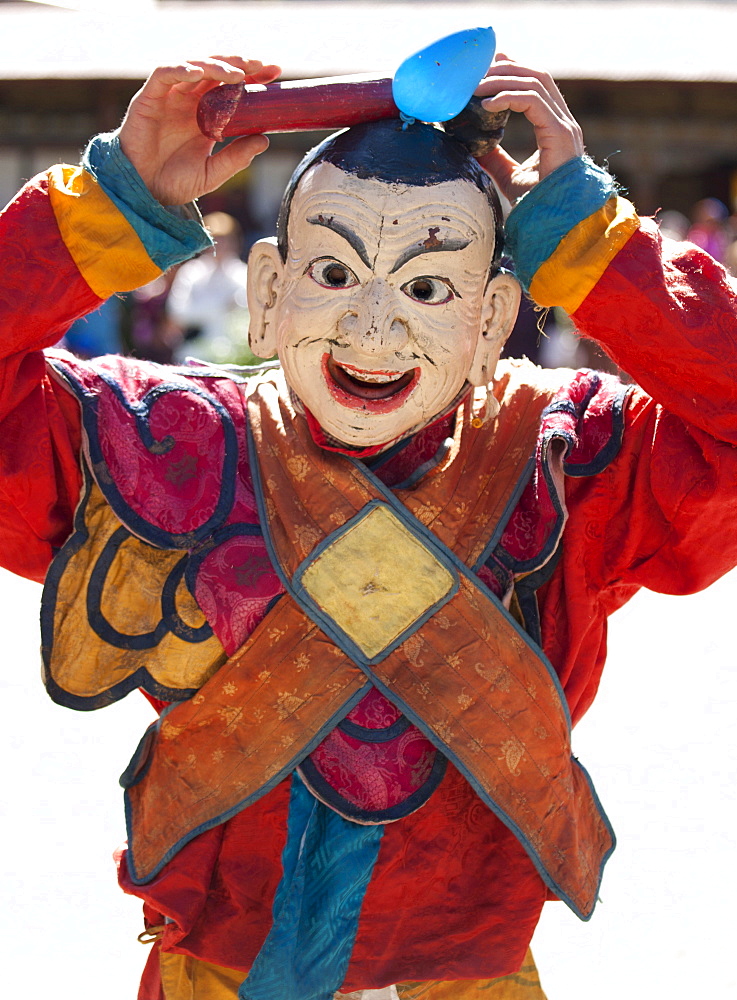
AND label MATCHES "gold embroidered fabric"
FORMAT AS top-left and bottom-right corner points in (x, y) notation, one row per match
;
(395, 950), (547, 999)
(43, 480), (226, 700)
(125, 365), (613, 919)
